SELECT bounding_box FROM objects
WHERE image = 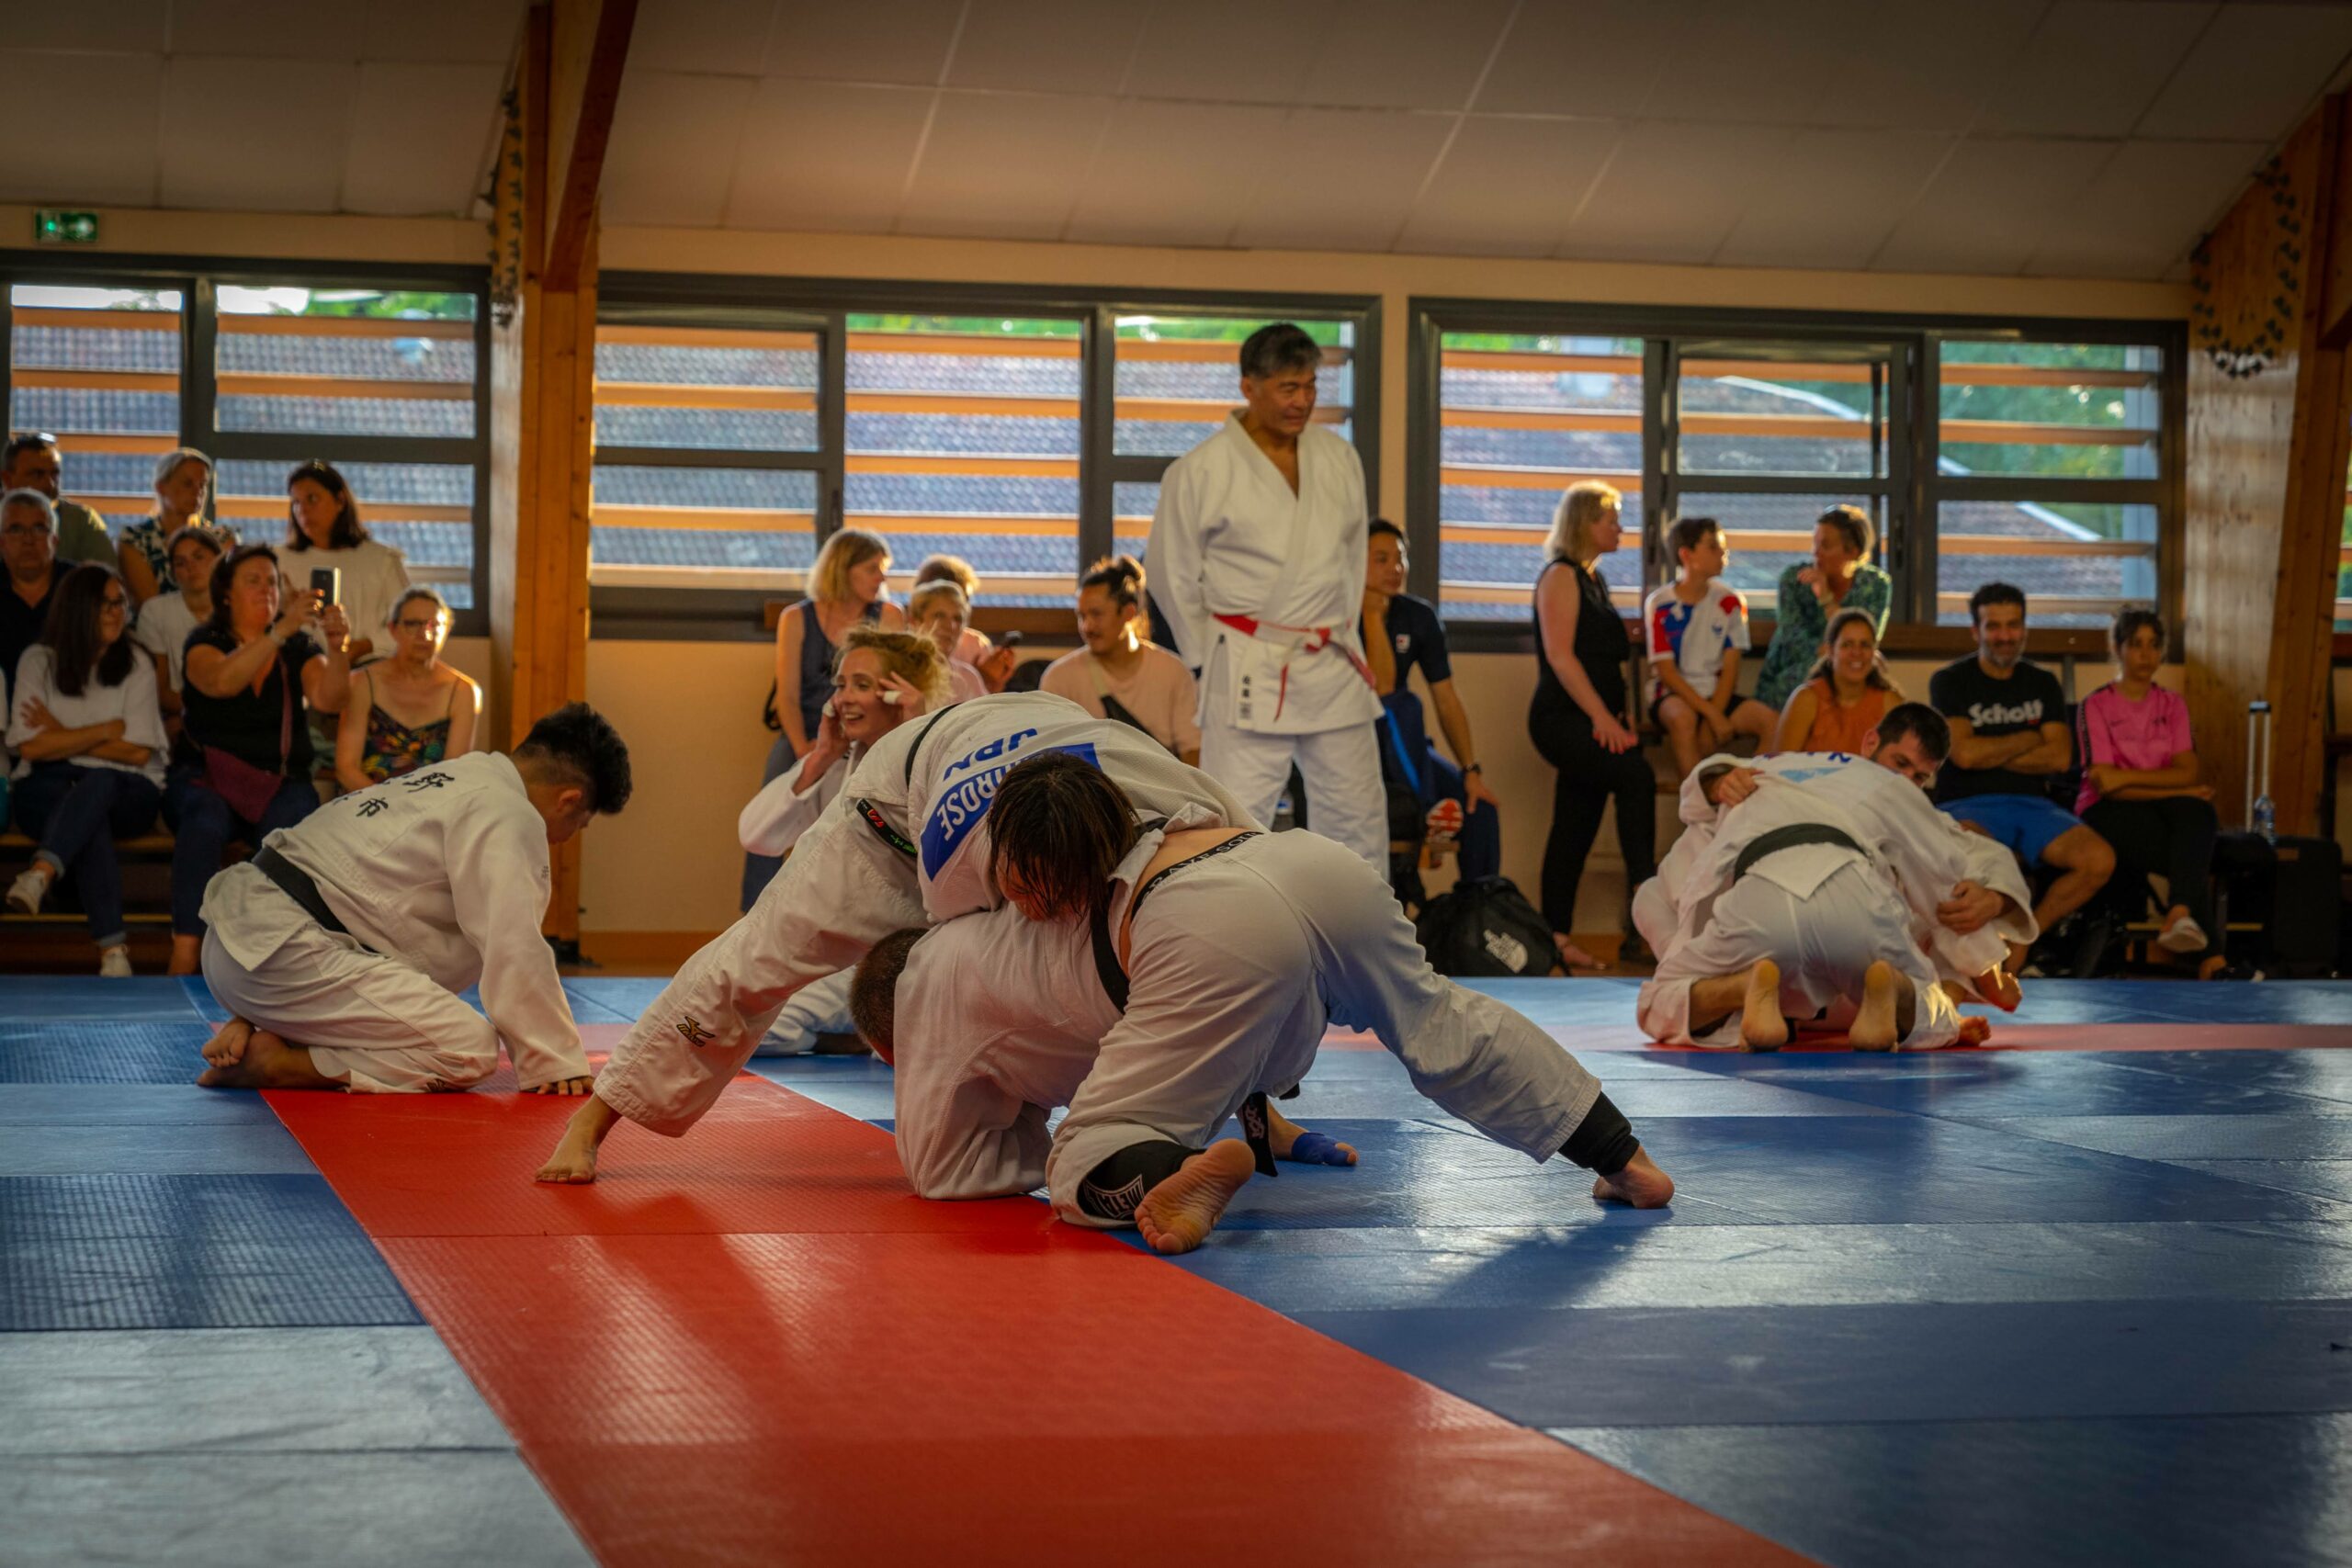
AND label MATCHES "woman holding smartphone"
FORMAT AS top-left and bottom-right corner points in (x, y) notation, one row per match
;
(279, 461), (409, 665)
